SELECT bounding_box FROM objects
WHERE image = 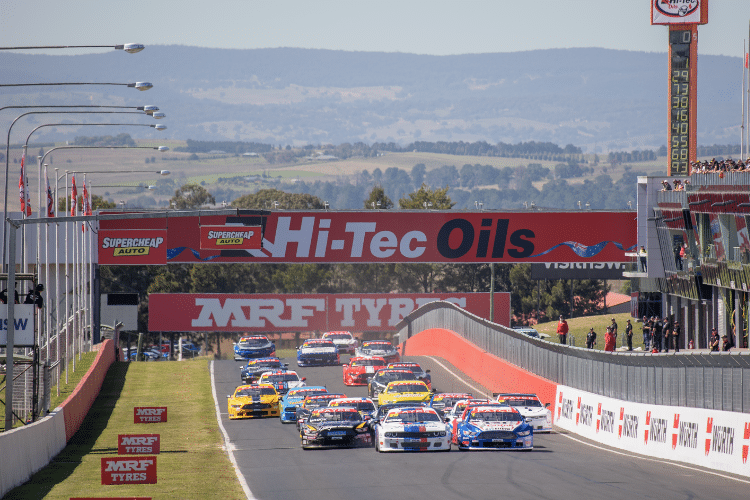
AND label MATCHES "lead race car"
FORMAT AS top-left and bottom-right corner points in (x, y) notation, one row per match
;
(495, 393), (553, 433)
(233, 335), (276, 361)
(342, 356), (387, 386)
(296, 338), (340, 367)
(374, 406), (451, 452)
(453, 405), (533, 451)
(300, 407), (372, 449)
